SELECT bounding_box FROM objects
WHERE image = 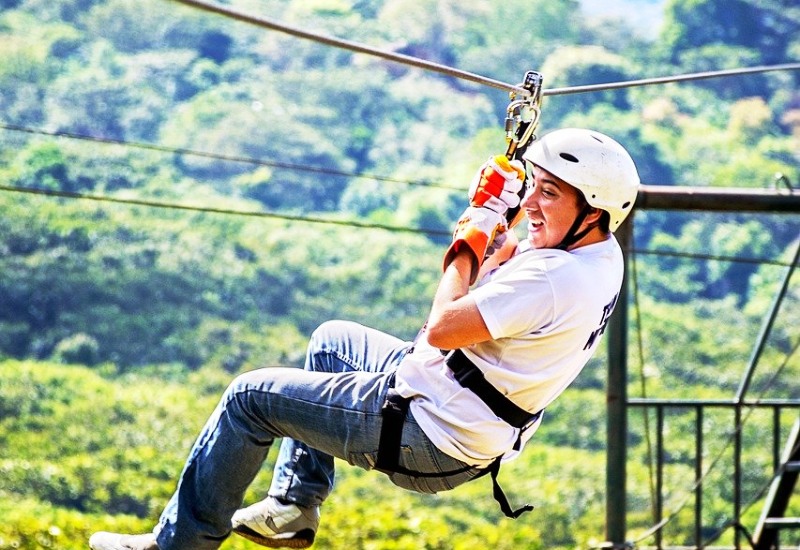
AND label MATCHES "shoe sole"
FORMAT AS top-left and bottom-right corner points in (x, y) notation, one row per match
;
(232, 525), (314, 549)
